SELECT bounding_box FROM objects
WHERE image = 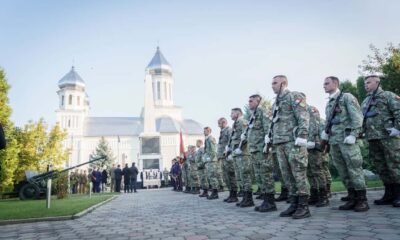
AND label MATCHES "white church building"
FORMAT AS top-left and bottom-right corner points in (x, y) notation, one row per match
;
(55, 47), (203, 172)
